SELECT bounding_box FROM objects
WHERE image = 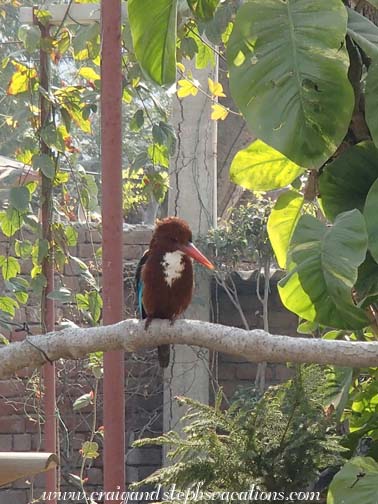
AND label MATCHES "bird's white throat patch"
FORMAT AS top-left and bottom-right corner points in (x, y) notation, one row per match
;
(162, 251), (185, 287)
